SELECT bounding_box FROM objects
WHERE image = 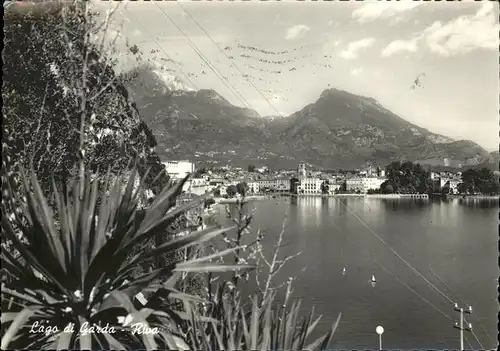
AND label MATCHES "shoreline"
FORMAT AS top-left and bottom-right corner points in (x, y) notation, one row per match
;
(214, 194), (498, 203)
(448, 195), (499, 200)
